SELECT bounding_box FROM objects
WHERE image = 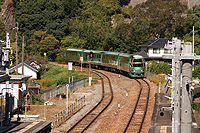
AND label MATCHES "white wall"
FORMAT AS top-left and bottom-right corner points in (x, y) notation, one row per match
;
(13, 66), (37, 79)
